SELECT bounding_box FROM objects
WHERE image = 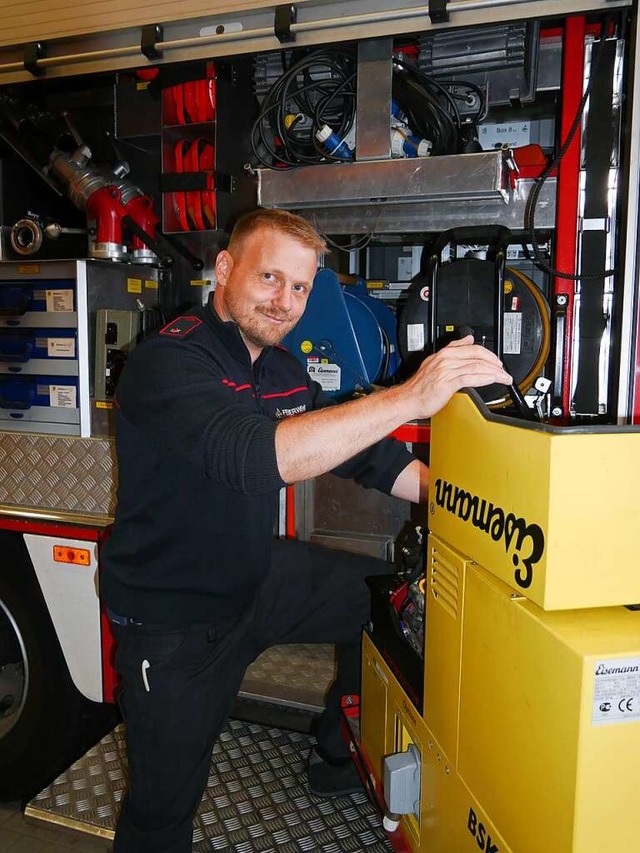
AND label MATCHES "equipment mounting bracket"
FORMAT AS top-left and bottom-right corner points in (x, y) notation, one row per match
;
(428, 0), (449, 24)
(275, 5), (297, 43)
(141, 24), (163, 61)
(24, 42), (45, 76)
